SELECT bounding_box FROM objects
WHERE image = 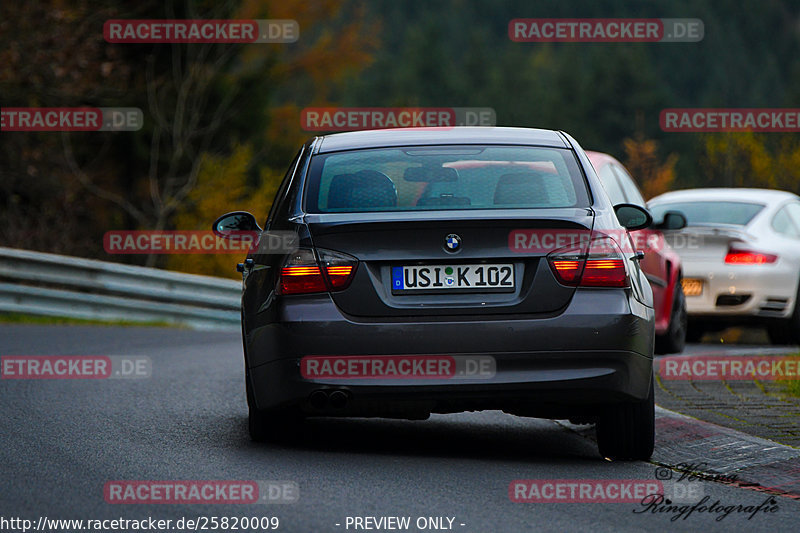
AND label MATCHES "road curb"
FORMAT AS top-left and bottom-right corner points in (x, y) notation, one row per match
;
(653, 405), (800, 500)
